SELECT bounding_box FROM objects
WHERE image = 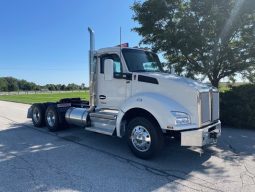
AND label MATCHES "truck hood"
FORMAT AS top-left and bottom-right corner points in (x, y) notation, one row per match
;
(132, 72), (214, 127)
(137, 72), (211, 92)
